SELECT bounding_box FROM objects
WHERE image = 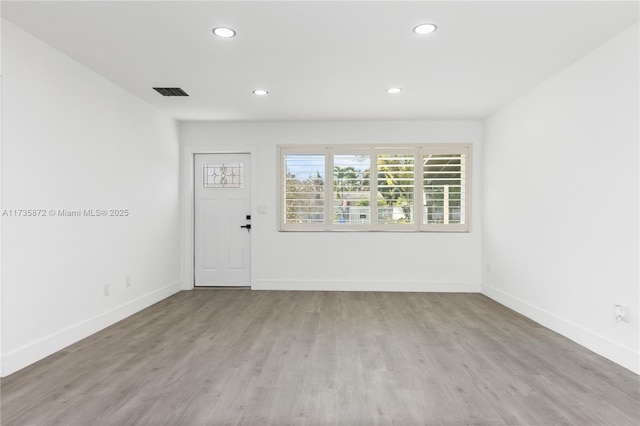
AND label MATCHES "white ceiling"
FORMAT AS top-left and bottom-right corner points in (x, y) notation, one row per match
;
(2, 1), (638, 122)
